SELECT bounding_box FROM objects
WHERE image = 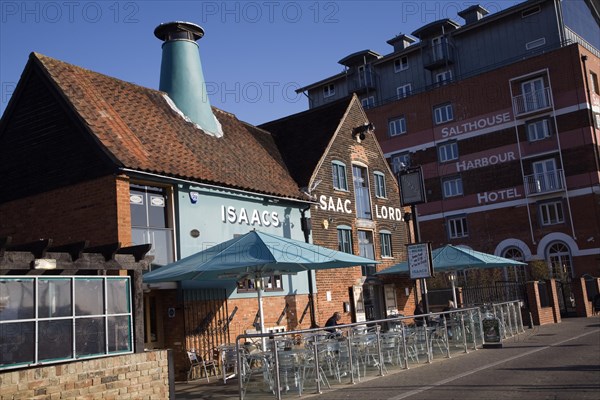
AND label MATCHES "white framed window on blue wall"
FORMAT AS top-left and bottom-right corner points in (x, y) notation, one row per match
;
(0, 276), (133, 371)
(396, 84), (412, 99)
(332, 161), (348, 191)
(394, 56), (408, 72)
(323, 83), (335, 98)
